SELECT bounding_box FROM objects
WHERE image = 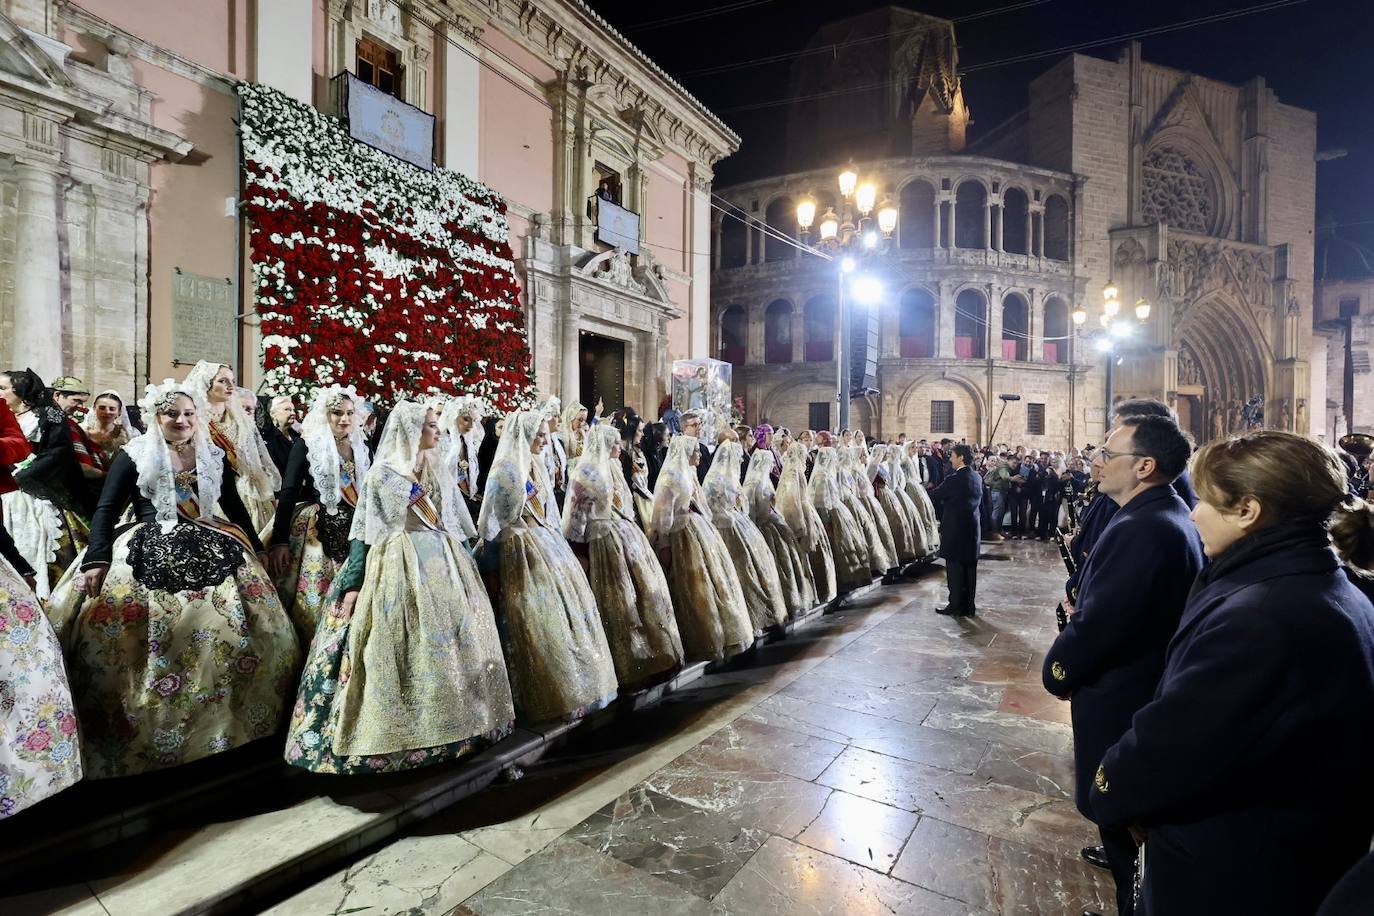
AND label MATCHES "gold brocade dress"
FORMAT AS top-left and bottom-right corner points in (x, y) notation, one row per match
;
(874, 475), (920, 565)
(628, 447), (655, 532)
(652, 471), (755, 662)
(284, 467), (514, 774)
(838, 475), (891, 574)
(820, 495), (872, 593)
(702, 477), (786, 633)
(565, 471), (683, 690)
(744, 480), (817, 617)
(46, 458), (300, 778)
(487, 477), (618, 724)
